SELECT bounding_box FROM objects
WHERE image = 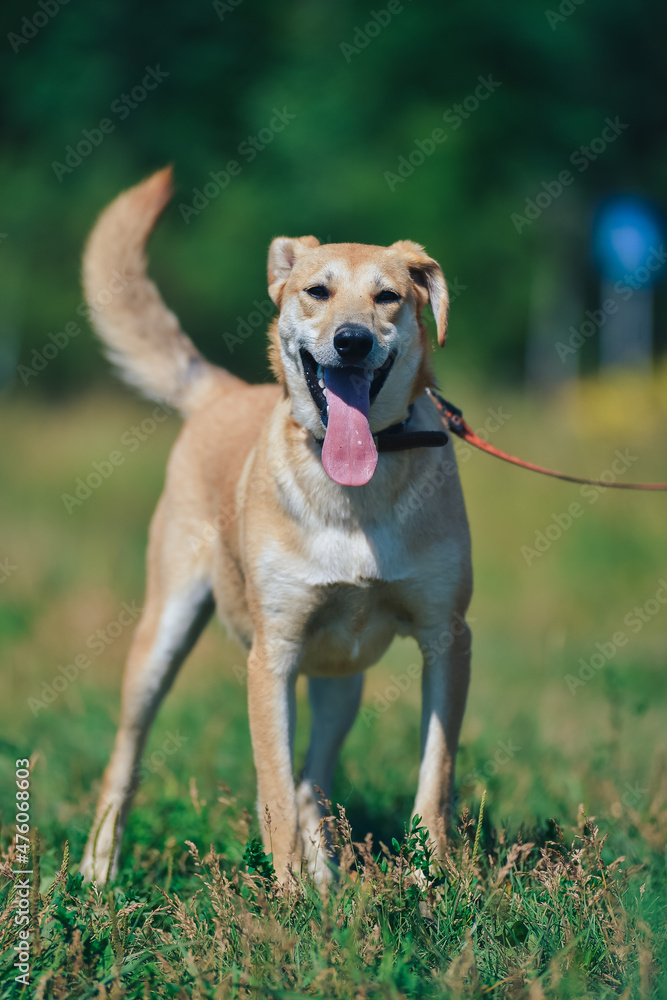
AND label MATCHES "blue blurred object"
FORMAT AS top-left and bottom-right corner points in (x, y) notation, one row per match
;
(593, 197), (664, 285)
(593, 197), (664, 368)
